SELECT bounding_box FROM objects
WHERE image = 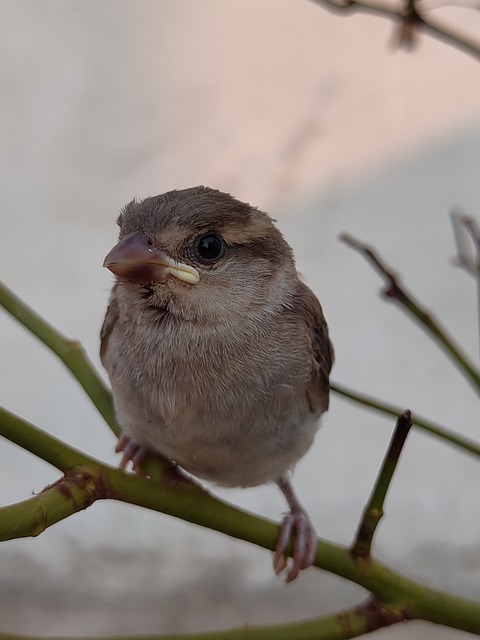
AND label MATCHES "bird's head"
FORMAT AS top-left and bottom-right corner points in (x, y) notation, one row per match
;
(104, 186), (297, 323)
